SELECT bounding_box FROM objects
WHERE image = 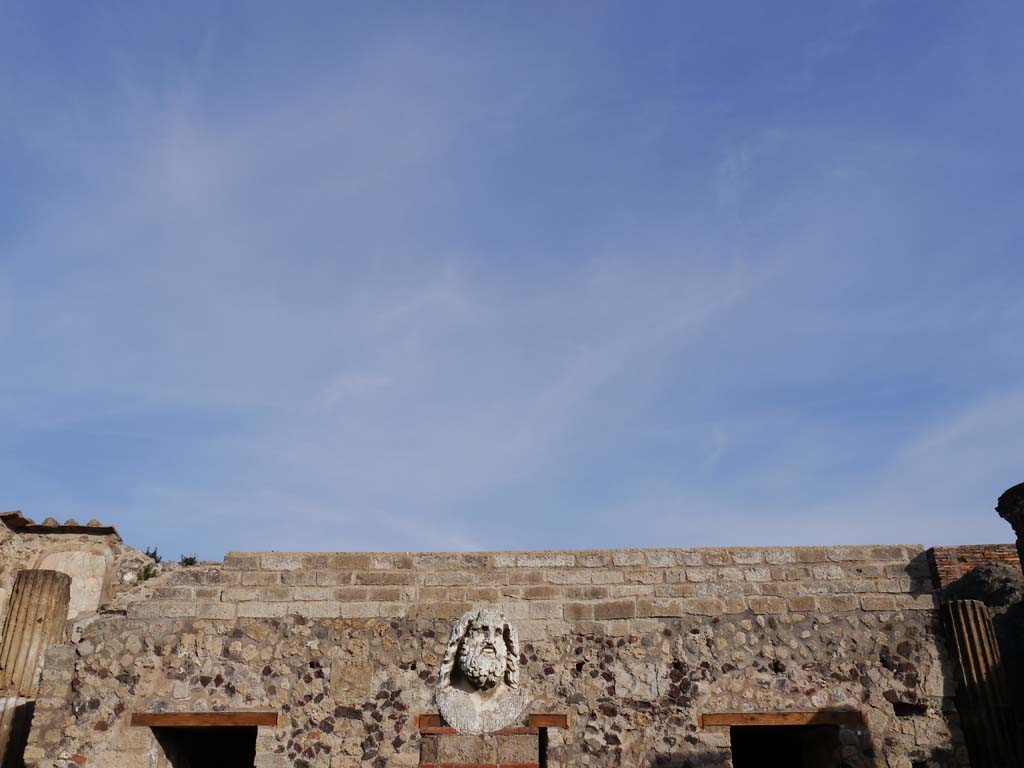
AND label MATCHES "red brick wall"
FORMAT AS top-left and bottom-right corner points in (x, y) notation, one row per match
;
(927, 544), (1021, 589)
